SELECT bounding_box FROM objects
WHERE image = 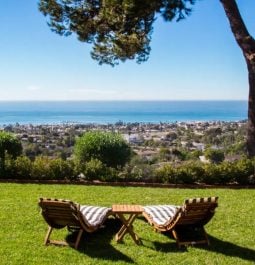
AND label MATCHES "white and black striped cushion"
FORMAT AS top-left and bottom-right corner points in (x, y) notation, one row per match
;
(80, 205), (111, 227)
(143, 205), (179, 226)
